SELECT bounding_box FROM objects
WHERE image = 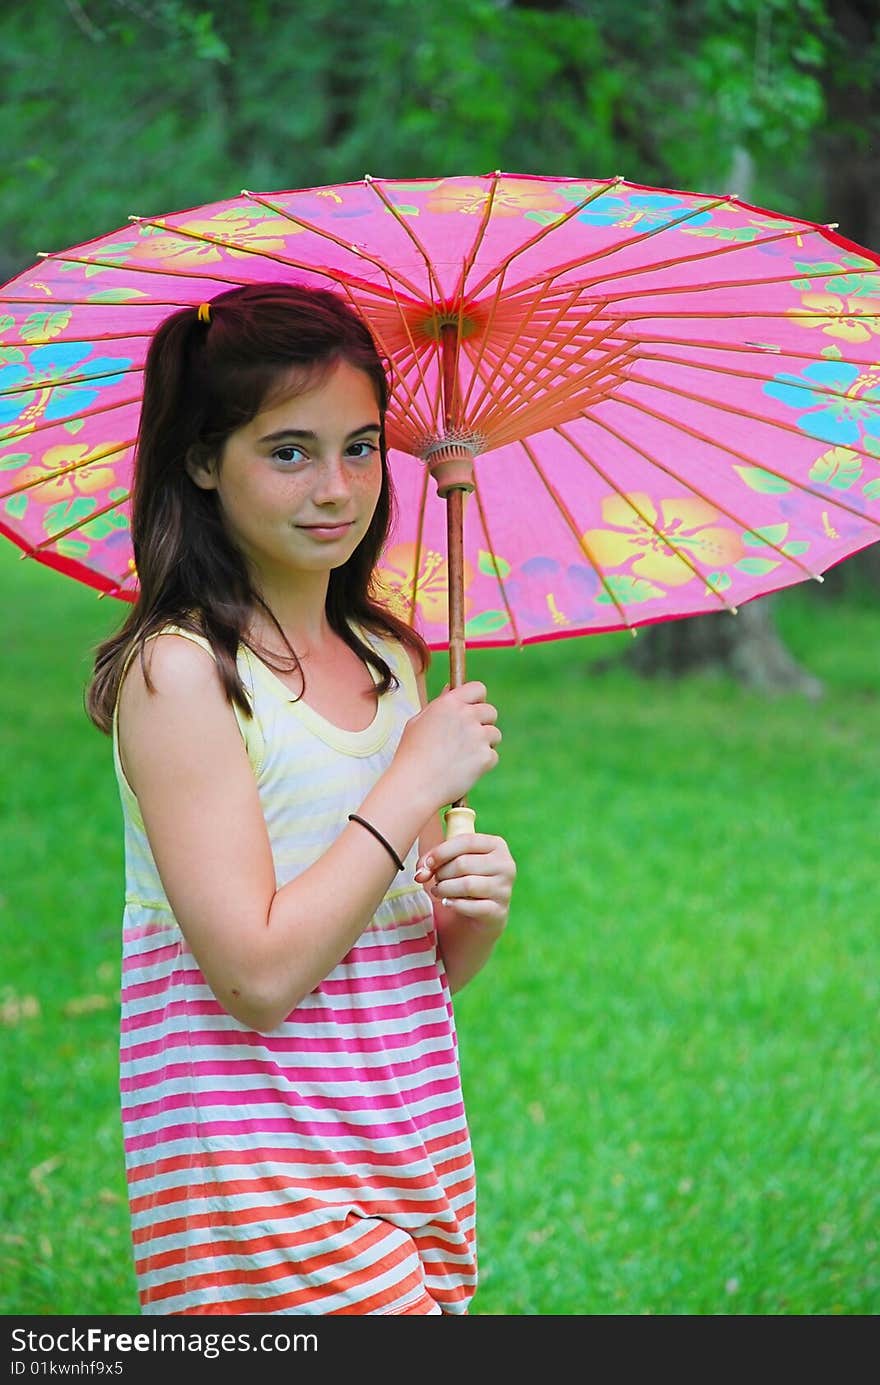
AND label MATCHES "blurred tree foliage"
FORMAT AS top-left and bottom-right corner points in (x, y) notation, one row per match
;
(0, 0), (871, 275)
(0, 0), (876, 678)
